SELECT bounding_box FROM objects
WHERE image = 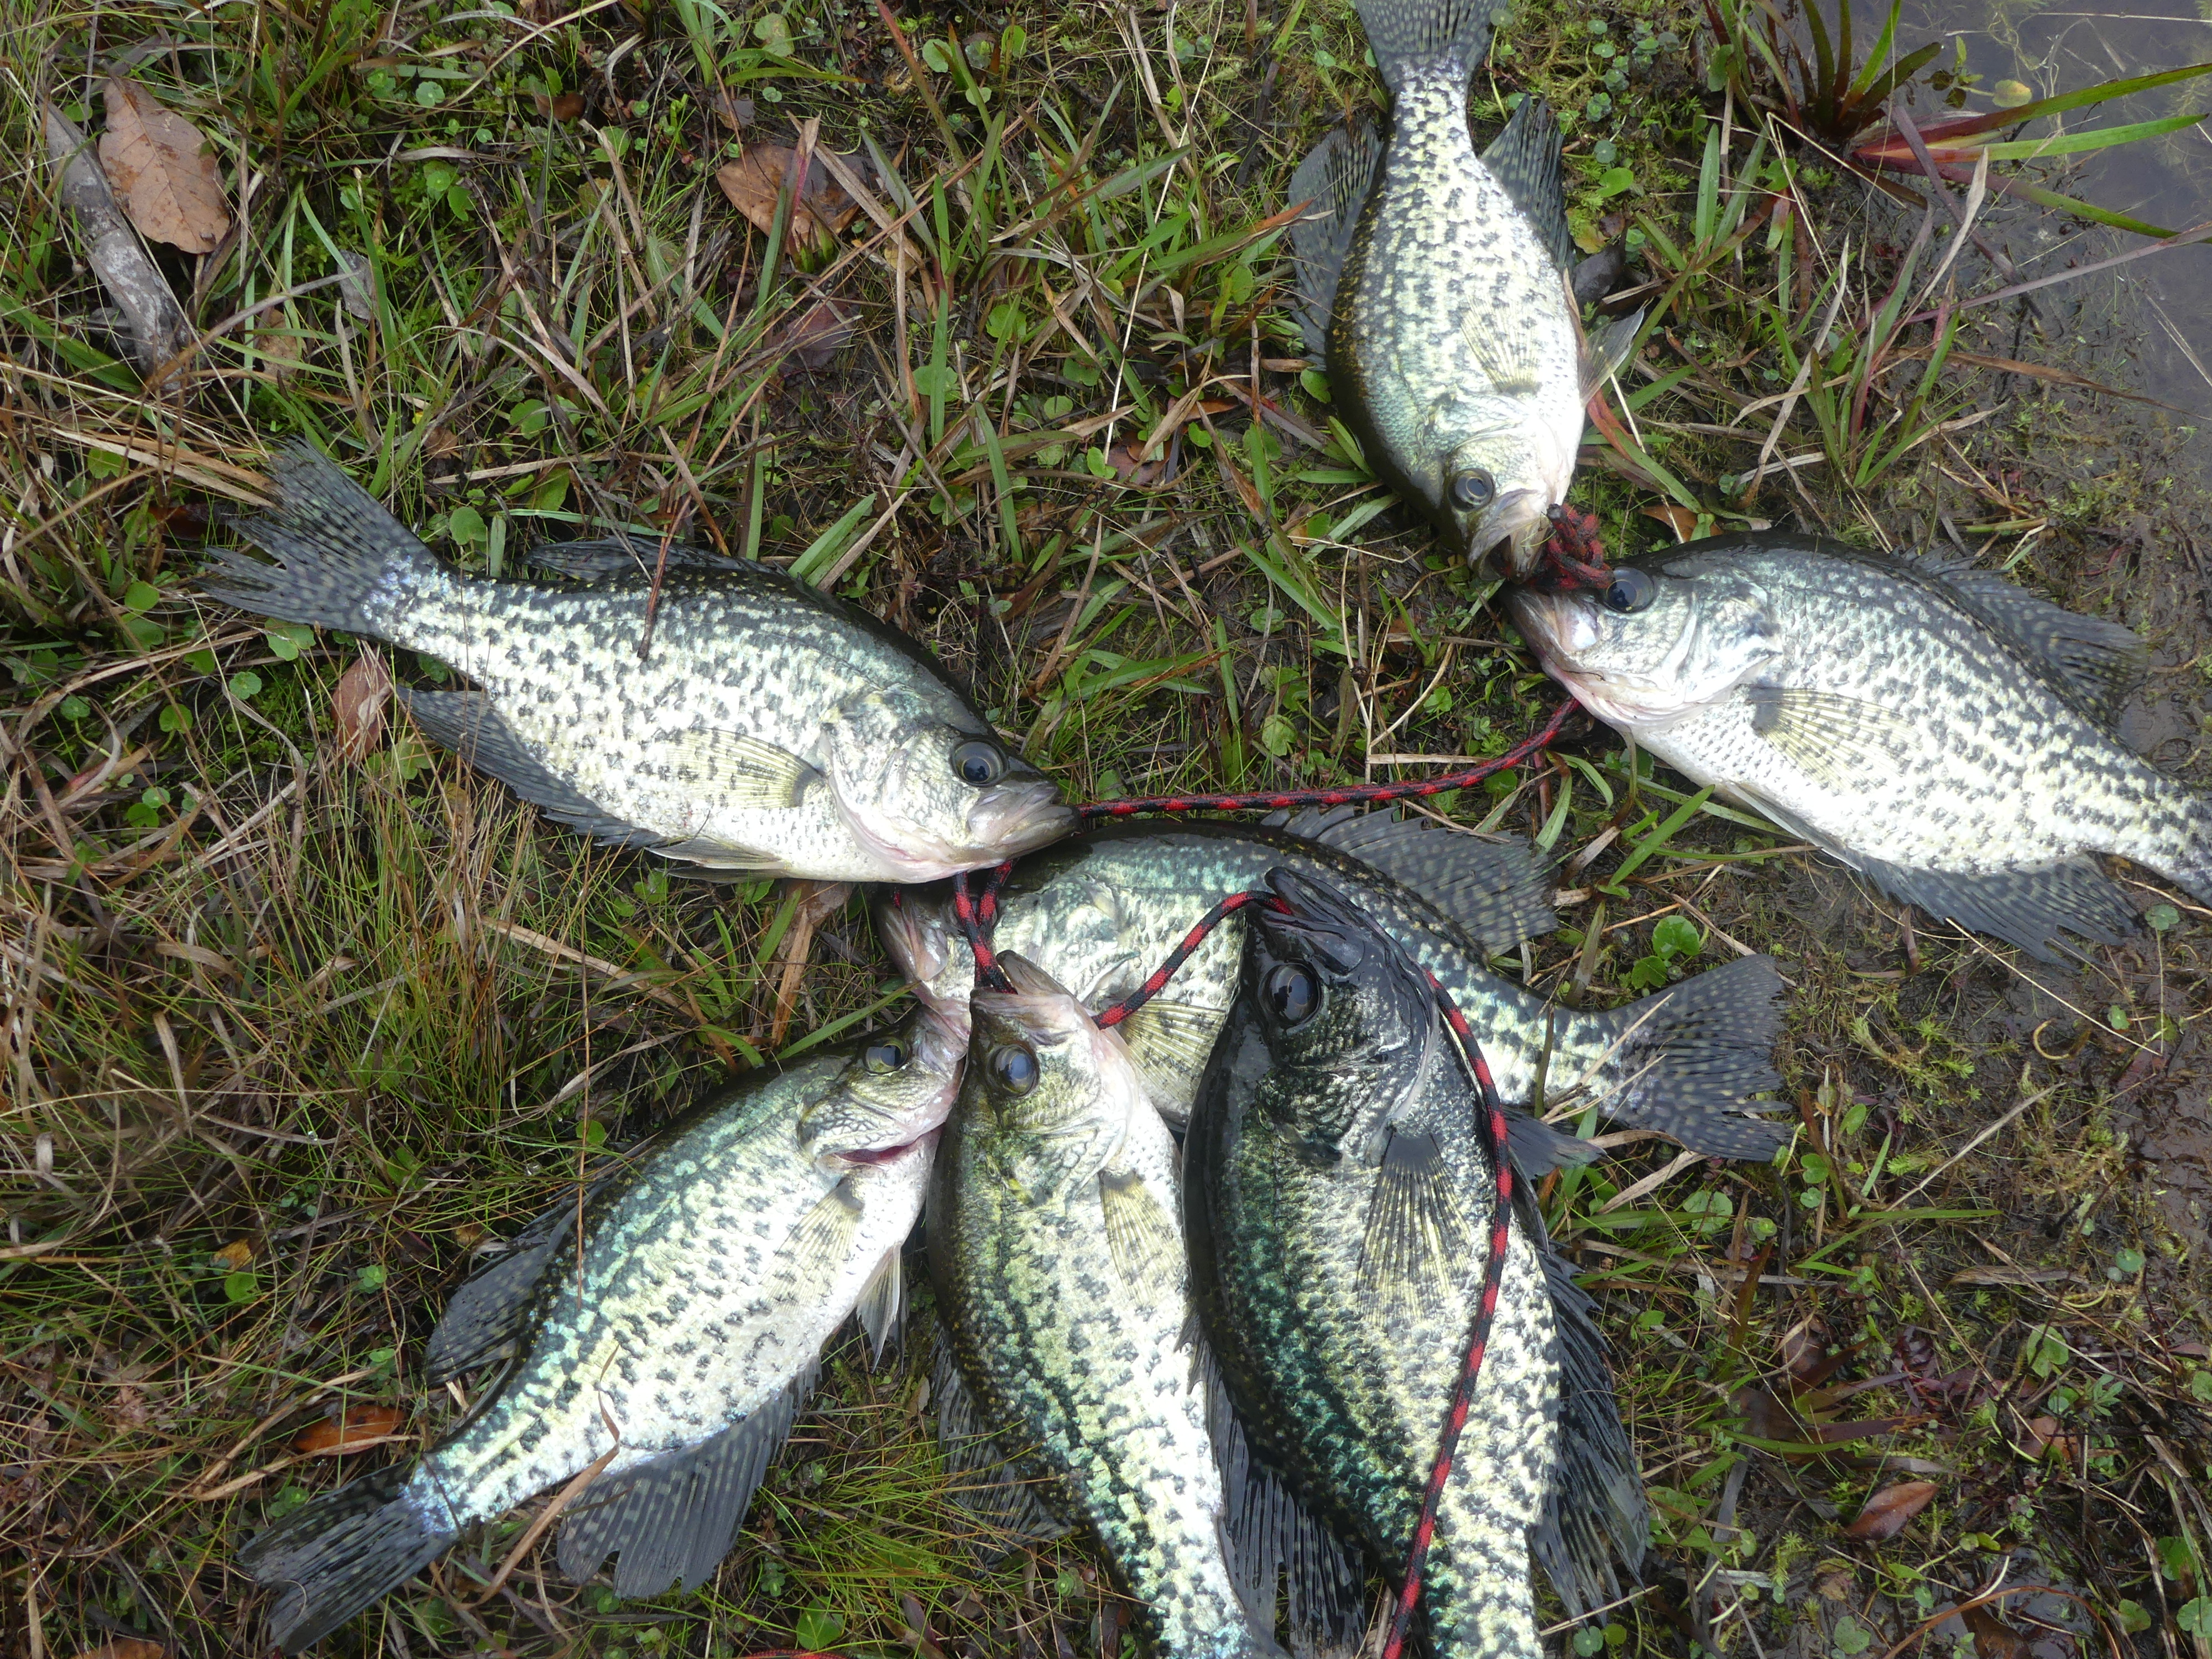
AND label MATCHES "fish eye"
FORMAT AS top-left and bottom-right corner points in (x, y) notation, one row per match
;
(1262, 962), (1319, 1028)
(952, 740), (1006, 787)
(1448, 469), (1496, 512)
(863, 1040), (908, 1073)
(987, 1042), (1040, 1095)
(1602, 568), (1657, 614)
